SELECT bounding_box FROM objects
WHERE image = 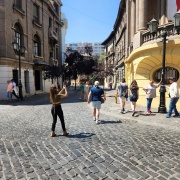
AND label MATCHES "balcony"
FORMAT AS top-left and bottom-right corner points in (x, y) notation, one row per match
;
(32, 17), (42, 28)
(142, 23), (175, 45)
(49, 27), (58, 44)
